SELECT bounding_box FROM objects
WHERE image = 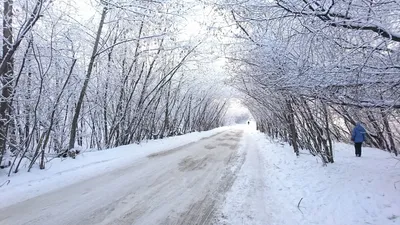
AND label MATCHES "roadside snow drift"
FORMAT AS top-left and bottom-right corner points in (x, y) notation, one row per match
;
(217, 128), (400, 225)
